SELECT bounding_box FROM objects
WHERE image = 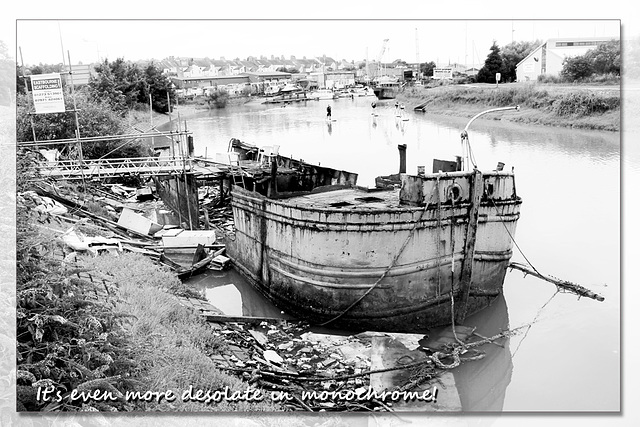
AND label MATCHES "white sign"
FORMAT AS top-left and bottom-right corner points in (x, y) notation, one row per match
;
(30, 73), (65, 114)
(433, 68), (453, 80)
